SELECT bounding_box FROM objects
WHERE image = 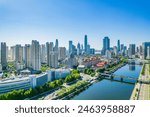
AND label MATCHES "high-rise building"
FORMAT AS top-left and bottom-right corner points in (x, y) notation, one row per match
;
(49, 52), (58, 68)
(113, 46), (118, 56)
(15, 44), (23, 63)
(128, 44), (136, 58)
(31, 40), (41, 70)
(102, 36), (110, 55)
(1, 42), (7, 69)
(10, 46), (15, 61)
(117, 40), (120, 52)
(146, 47), (150, 59)
(69, 40), (73, 54)
(142, 42), (150, 59)
(84, 35), (88, 53)
(77, 43), (81, 55)
(46, 42), (54, 66)
(58, 47), (66, 61)
(54, 39), (59, 52)
(24, 44), (31, 68)
(41, 44), (46, 63)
